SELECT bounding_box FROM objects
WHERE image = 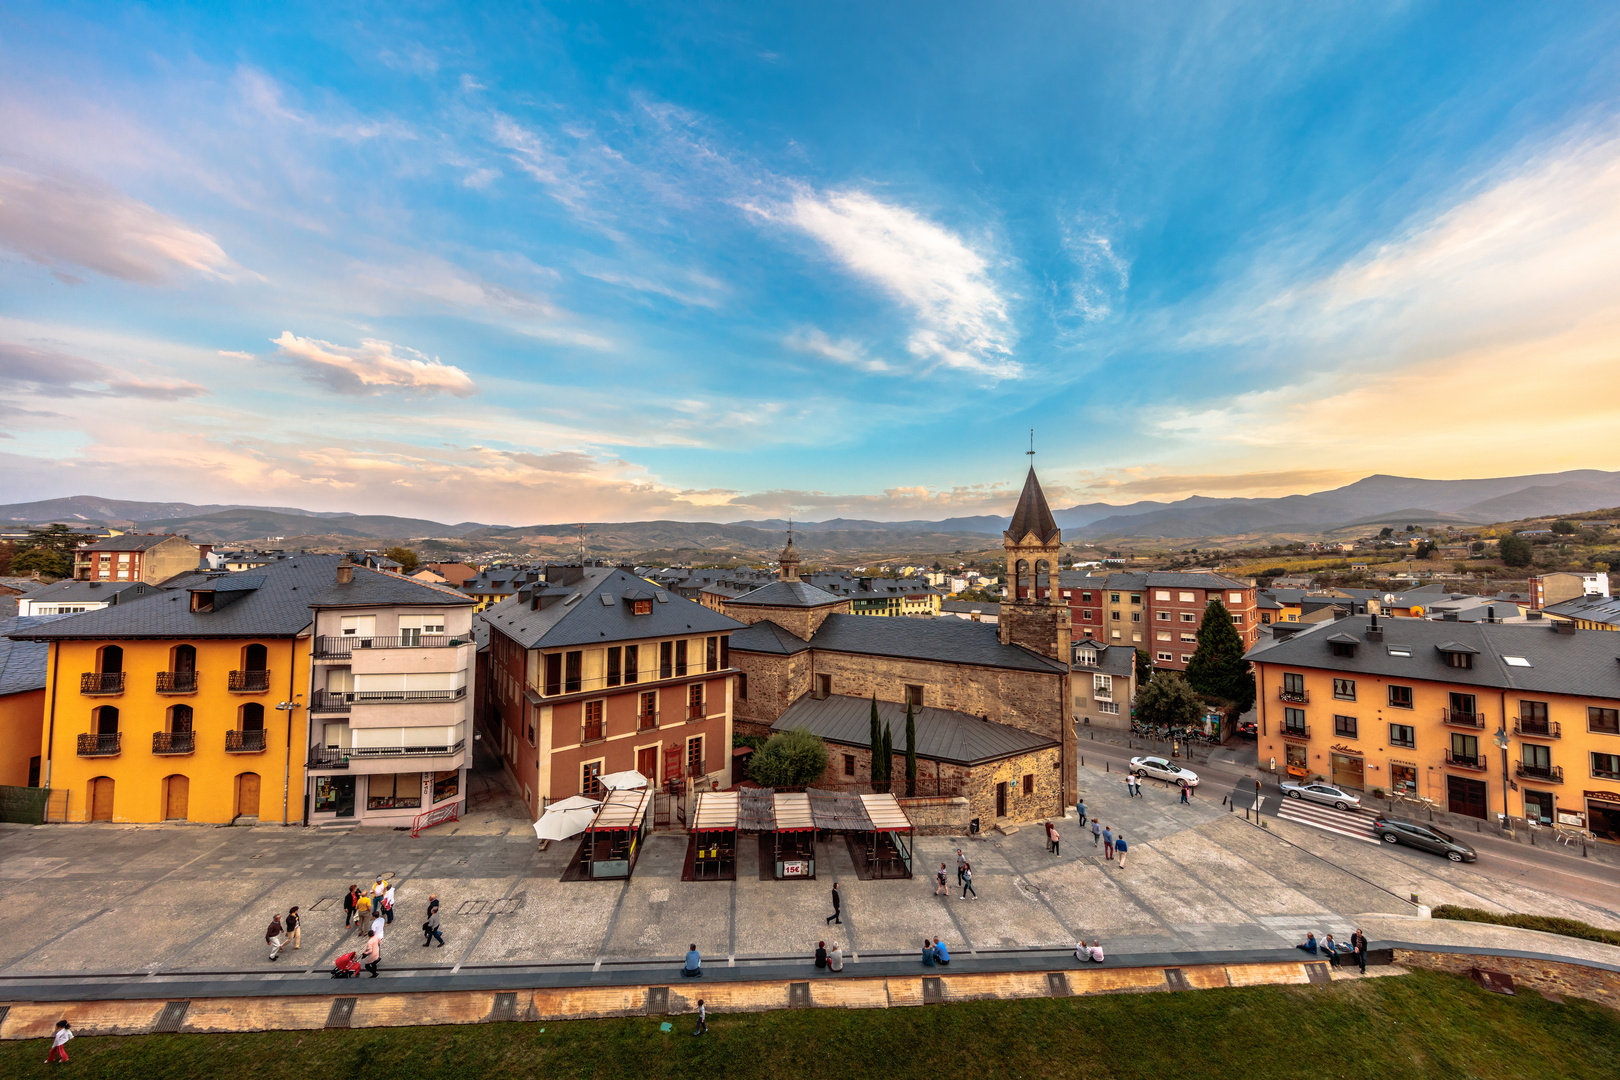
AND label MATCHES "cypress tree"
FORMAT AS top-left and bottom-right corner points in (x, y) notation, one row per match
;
(1185, 598), (1255, 712)
(869, 694), (883, 787)
(880, 722), (894, 794)
(904, 700), (917, 797)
